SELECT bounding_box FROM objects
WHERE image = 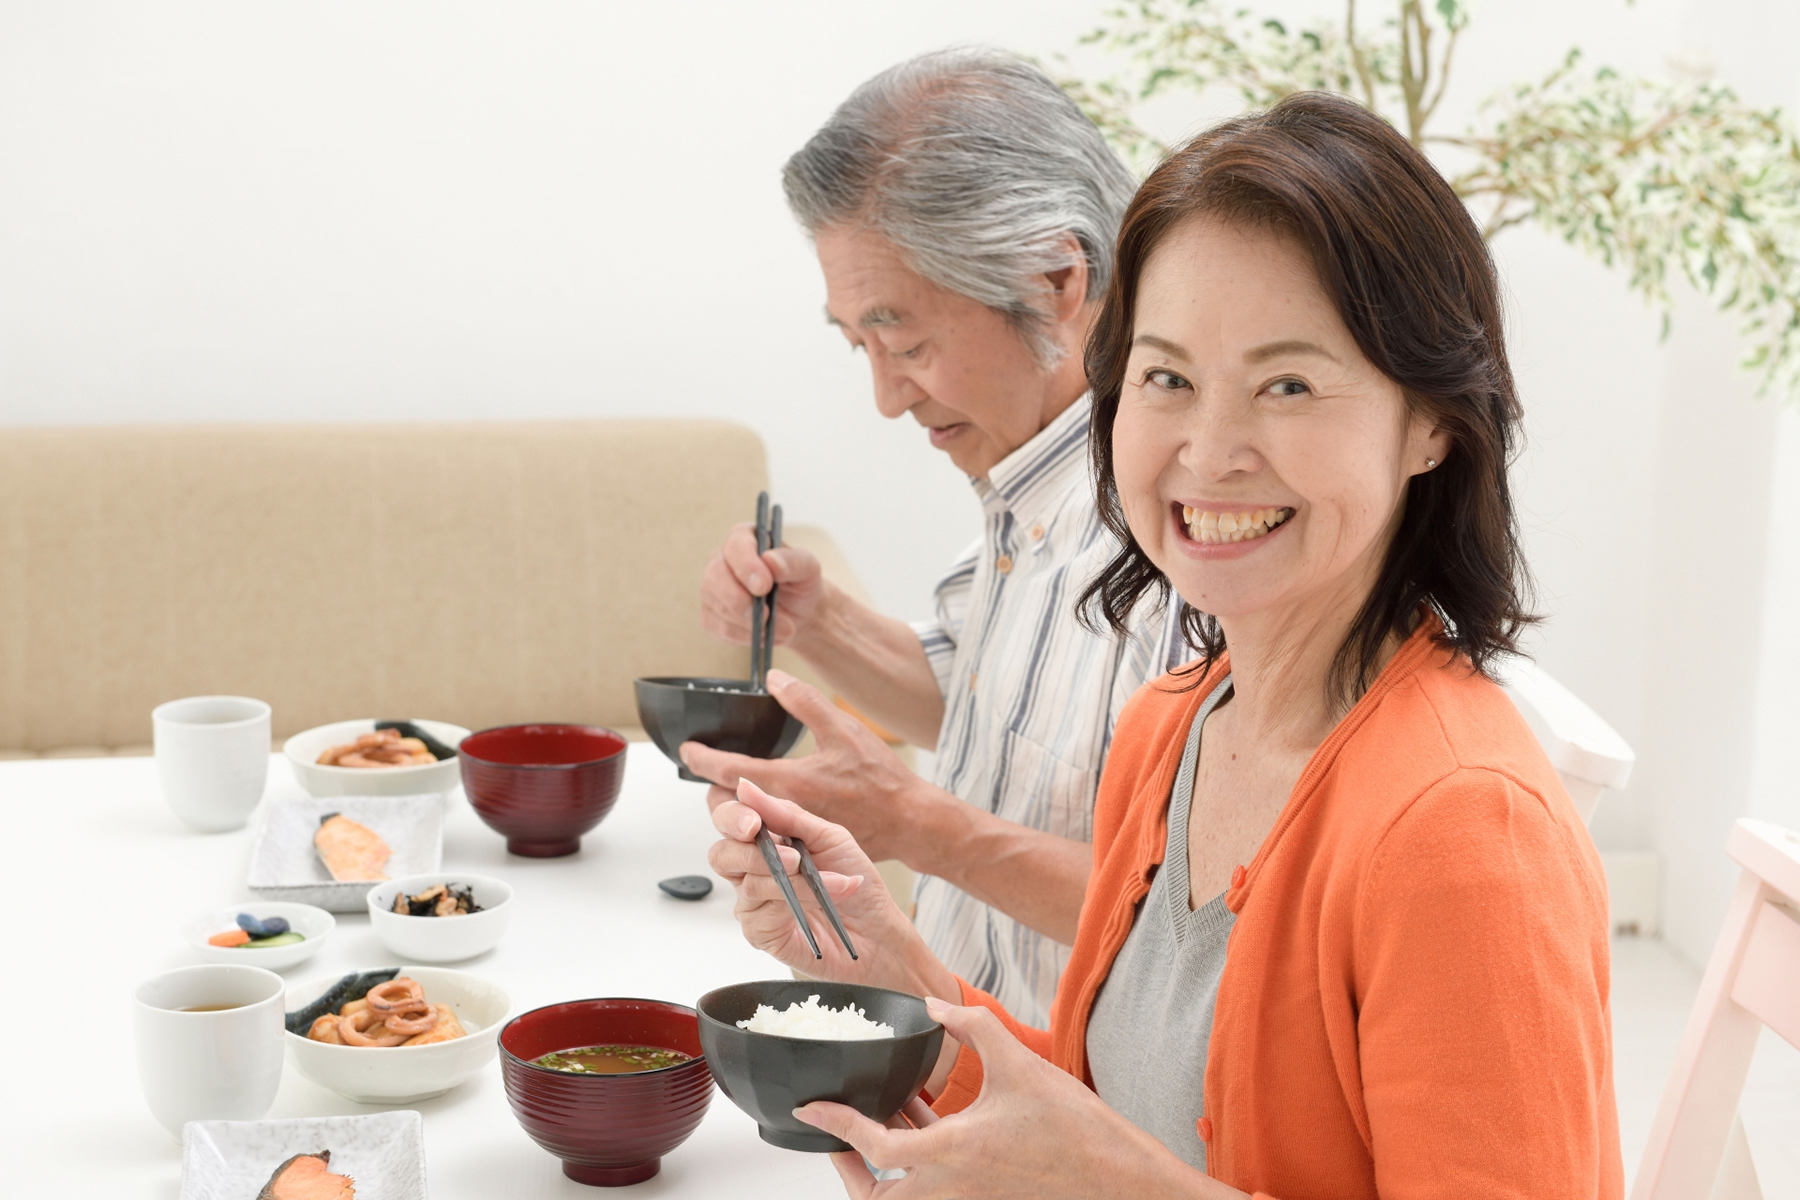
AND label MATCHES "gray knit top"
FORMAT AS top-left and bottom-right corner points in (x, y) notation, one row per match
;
(1085, 676), (1235, 1172)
